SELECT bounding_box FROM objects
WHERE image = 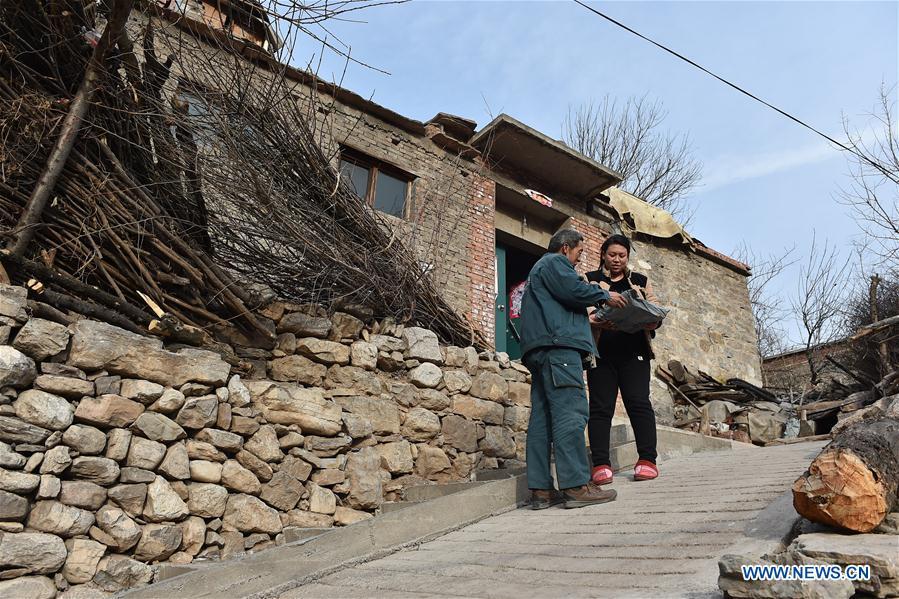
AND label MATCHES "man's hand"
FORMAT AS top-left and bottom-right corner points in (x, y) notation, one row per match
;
(605, 291), (627, 309)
